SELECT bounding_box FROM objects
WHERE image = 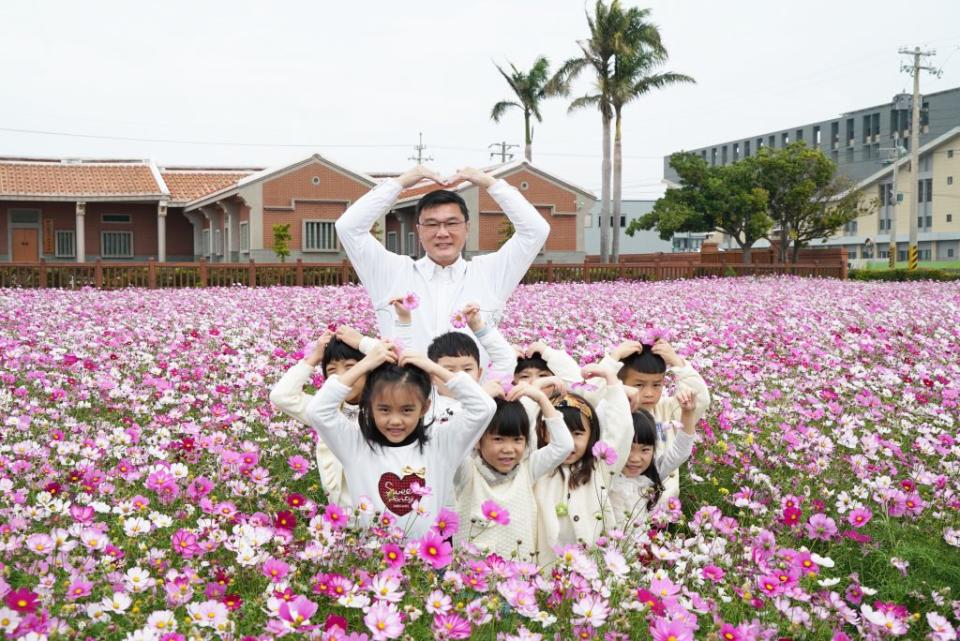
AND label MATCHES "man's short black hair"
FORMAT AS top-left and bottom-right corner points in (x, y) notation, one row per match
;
(321, 337), (365, 374)
(427, 331), (480, 367)
(618, 344), (666, 379)
(416, 190), (469, 223)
